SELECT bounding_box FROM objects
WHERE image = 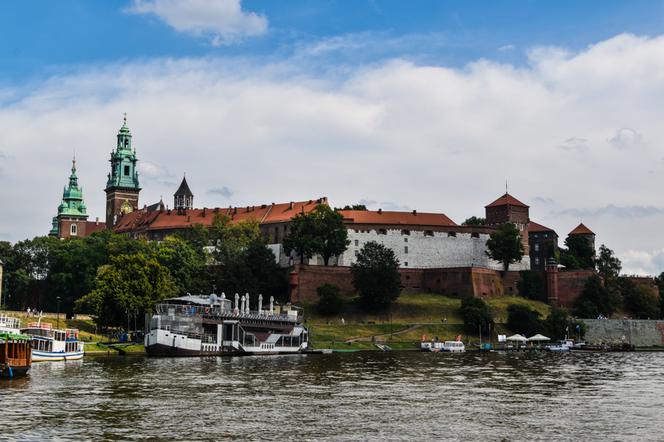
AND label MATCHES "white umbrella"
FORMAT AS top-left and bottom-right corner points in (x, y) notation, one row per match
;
(527, 334), (551, 342)
(506, 334), (528, 343)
